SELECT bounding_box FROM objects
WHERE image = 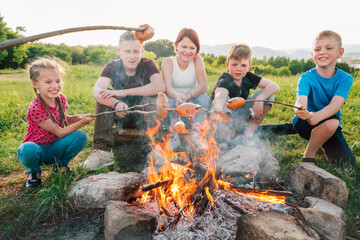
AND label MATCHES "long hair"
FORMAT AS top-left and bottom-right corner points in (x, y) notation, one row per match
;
(28, 57), (68, 127)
